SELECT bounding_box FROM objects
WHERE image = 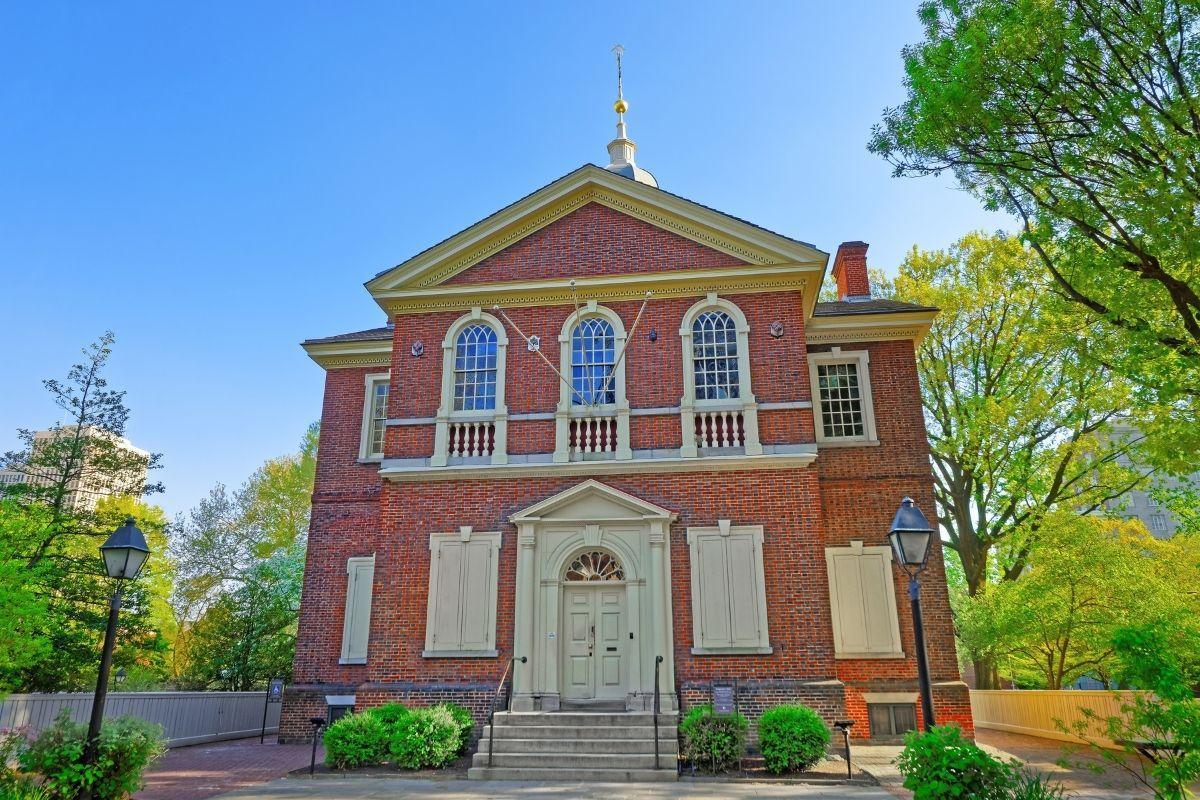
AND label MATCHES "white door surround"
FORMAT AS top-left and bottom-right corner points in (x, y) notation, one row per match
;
(510, 480), (678, 712)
